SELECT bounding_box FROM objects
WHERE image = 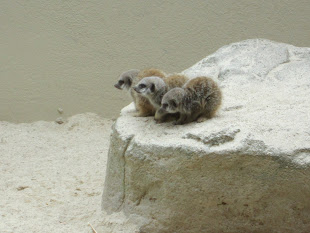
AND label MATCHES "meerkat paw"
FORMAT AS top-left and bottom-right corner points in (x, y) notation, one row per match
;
(155, 118), (163, 123)
(173, 114), (188, 125)
(154, 114), (166, 123)
(196, 116), (208, 123)
(173, 120), (185, 125)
